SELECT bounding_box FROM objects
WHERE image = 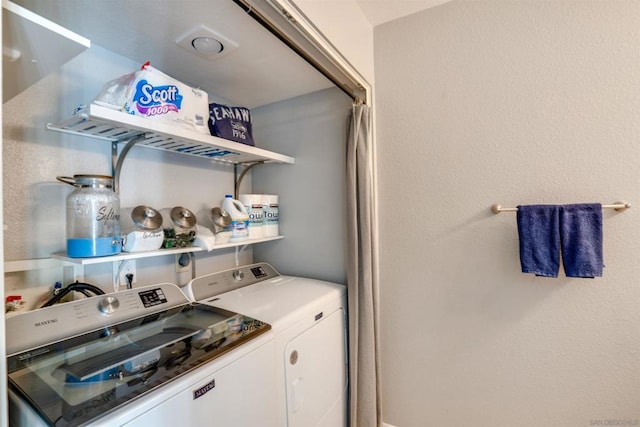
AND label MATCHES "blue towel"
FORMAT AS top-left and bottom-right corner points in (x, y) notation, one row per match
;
(560, 203), (603, 278)
(517, 205), (560, 277)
